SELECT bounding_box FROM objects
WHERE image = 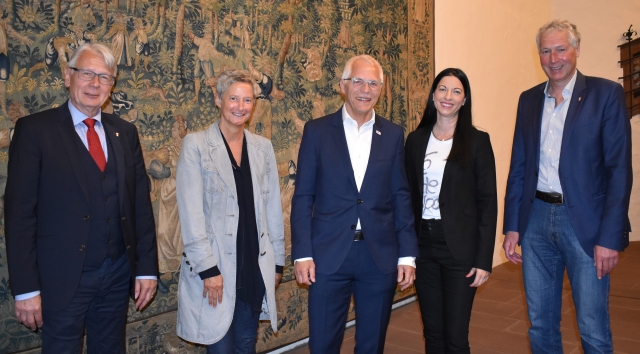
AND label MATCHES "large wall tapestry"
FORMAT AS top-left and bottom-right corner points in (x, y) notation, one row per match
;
(0, 0), (433, 352)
